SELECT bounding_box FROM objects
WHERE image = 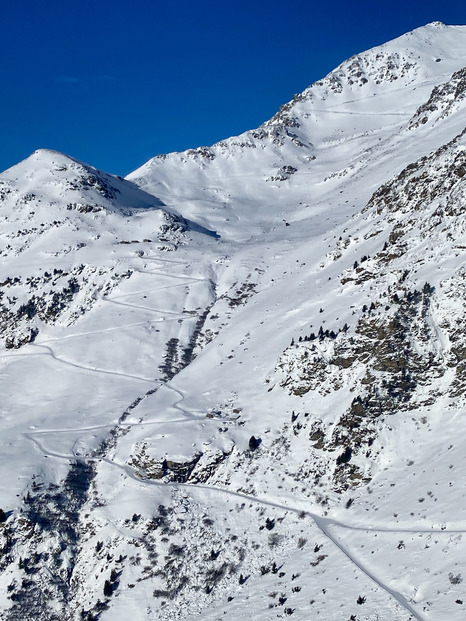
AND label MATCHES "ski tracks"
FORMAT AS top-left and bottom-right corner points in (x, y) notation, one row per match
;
(12, 255), (434, 619)
(24, 412), (460, 621)
(8, 259), (212, 383)
(29, 342), (155, 383)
